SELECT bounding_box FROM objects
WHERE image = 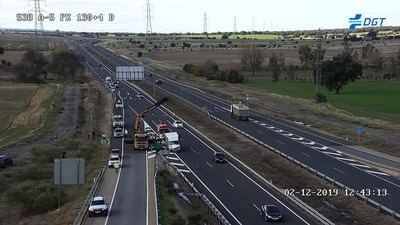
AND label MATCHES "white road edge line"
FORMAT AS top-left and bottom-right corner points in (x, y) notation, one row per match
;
(182, 127), (310, 225)
(206, 162), (213, 168)
(302, 152), (311, 158)
(365, 170), (390, 176)
(252, 203), (261, 212)
(173, 154), (243, 225)
(146, 150), (149, 225)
